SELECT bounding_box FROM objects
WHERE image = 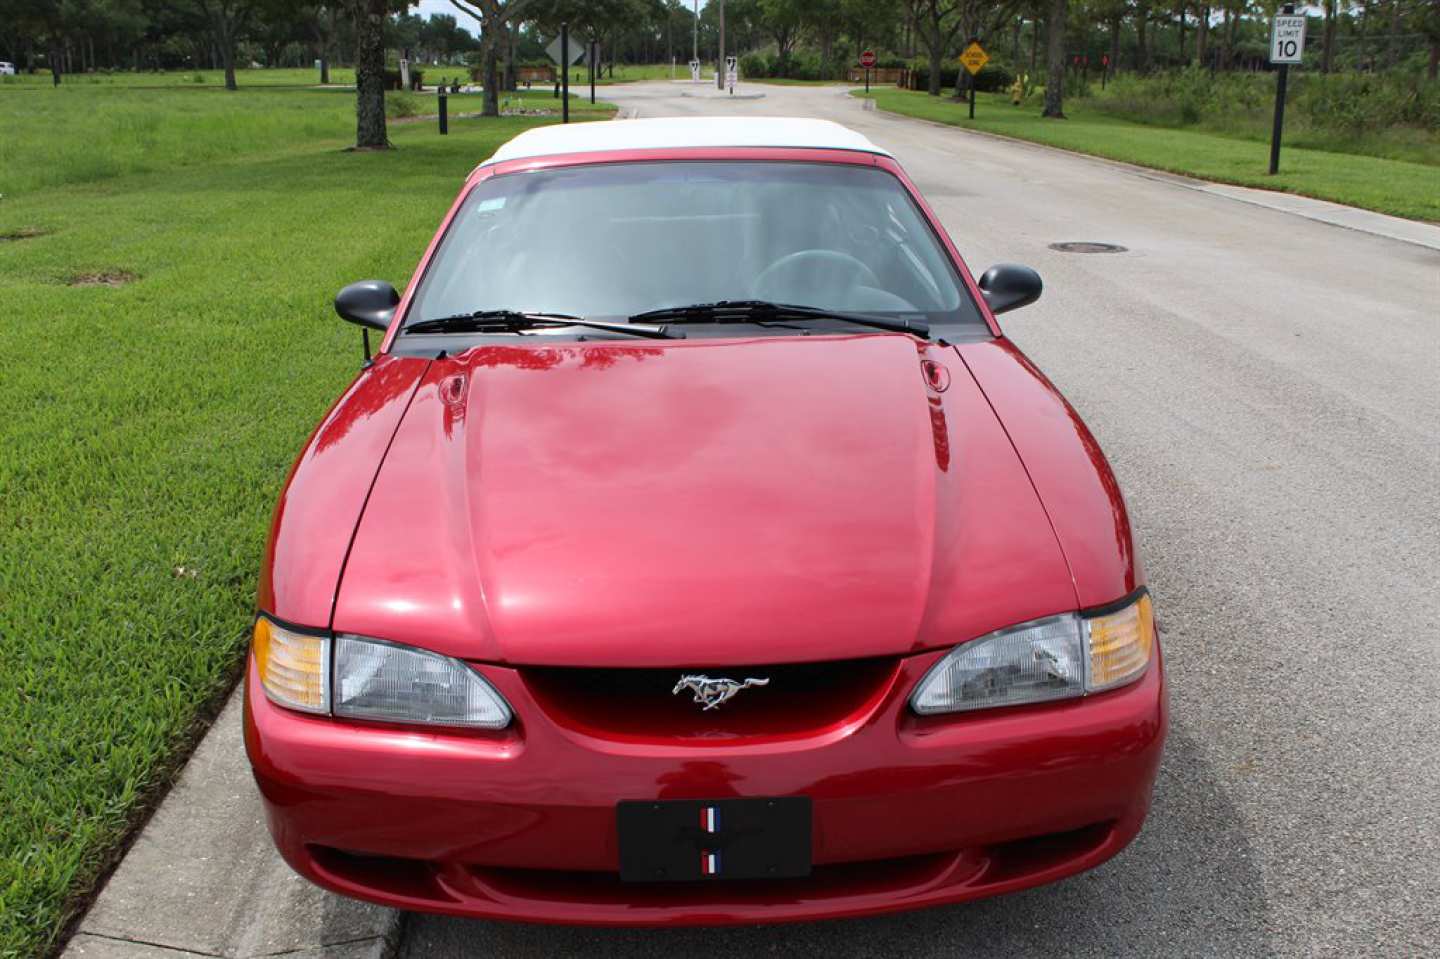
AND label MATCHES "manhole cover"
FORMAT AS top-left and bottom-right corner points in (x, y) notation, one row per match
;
(1049, 241), (1128, 254)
